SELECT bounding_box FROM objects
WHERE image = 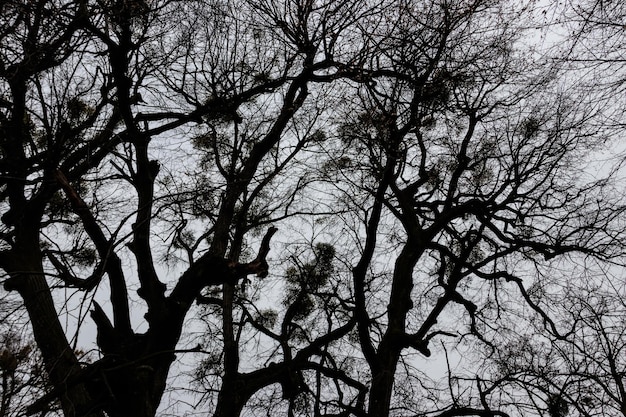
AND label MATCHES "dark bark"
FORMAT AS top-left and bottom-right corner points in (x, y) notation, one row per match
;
(3, 256), (100, 417)
(365, 238), (423, 417)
